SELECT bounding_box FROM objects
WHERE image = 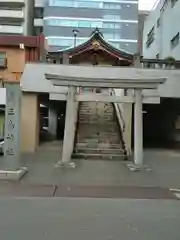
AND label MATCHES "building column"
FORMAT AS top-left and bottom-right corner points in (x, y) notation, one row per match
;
(134, 89), (143, 165)
(61, 86), (76, 165)
(48, 107), (57, 140)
